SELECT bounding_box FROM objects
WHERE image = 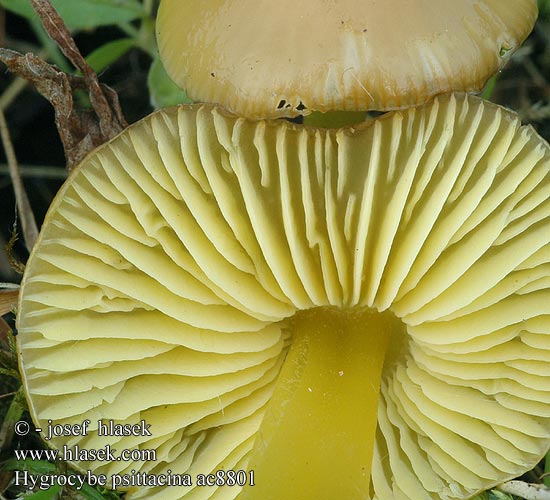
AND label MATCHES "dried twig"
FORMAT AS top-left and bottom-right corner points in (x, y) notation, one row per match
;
(0, 317), (13, 350)
(0, 108), (39, 251)
(0, 49), (125, 169)
(31, 0), (126, 138)
(0, 0), (127, 169)
(0, 283), (19, 290)
(0, 289), (19, 317)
